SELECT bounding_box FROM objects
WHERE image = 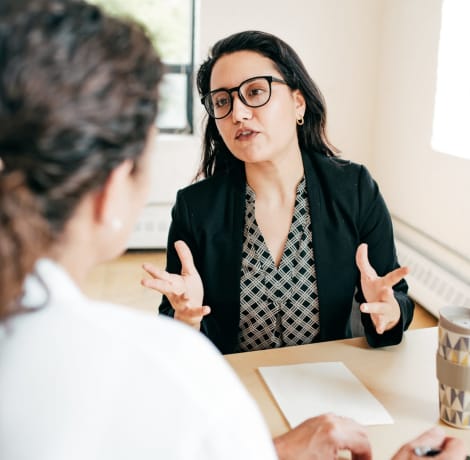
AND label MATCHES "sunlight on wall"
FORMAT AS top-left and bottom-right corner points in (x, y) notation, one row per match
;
(431, 0), (470, 160)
